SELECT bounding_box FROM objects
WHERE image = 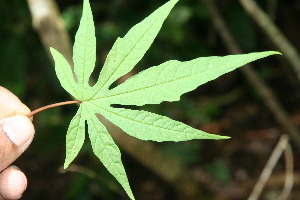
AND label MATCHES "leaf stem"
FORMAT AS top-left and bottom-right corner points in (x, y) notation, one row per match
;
(26, 100), (82, 118)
